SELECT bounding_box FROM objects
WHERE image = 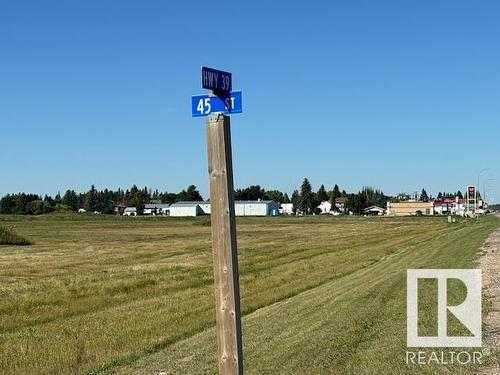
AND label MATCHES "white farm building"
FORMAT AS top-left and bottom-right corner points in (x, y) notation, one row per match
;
(280, 203), (294, 215)
(166, 200), (278, 217)
(120, 200), (280, 217)
(167, 201), (204, 217)
(198, 202), (211, 215)
(234, 200), (280, 216)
